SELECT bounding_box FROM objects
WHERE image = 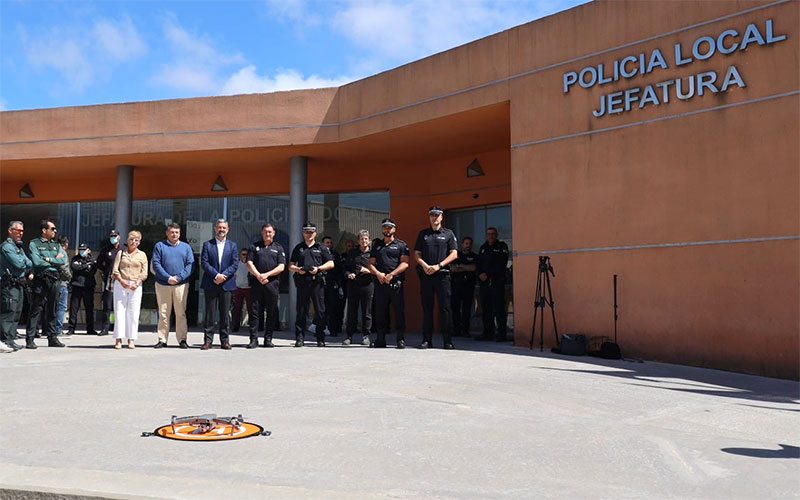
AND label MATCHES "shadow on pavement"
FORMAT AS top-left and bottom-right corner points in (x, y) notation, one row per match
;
(533, 354), (800, 406)
(720, 444), (800, 459)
